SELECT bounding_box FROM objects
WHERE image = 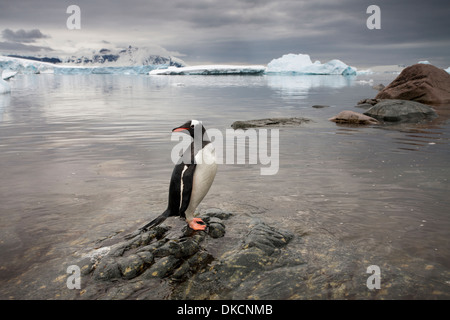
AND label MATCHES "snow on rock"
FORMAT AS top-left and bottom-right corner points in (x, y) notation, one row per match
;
(266, 53), (357, 75)
(149, 65), (266, 75)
